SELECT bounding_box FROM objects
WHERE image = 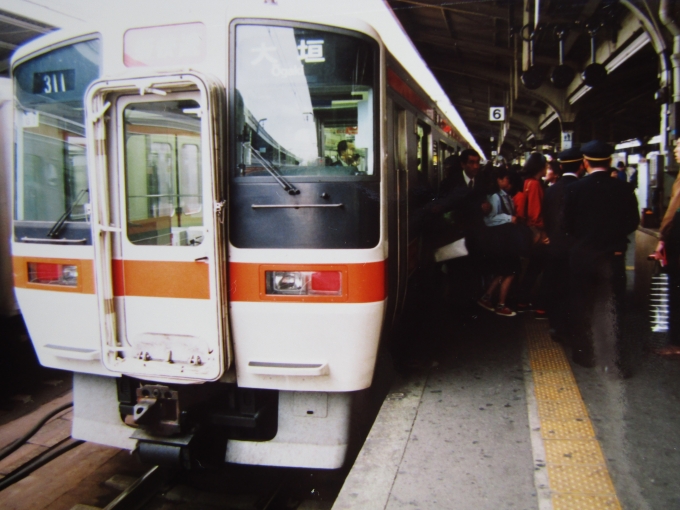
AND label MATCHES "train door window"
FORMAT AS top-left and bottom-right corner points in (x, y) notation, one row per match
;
(439, 142), (450, 182)
(13, 38), (101, 242)
(416, 122), (430, 186)
(417, 123), (431, 173)
(416, 124), (424, 174)
(233, 24), (377, 178)
(179, 143), (202, 215)
(122, 97), (204, 246)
